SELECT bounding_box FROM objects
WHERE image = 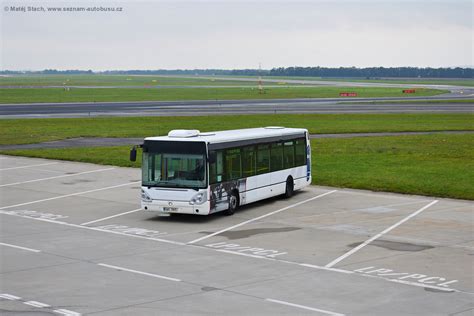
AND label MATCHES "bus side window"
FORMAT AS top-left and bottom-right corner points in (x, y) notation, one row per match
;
(225, 148), (241, 180)
(209, 151), (217, 184)
(210, 150), (224, 184)
(294, 138), (306, 166)
(270, 142), (283, 171)
(257, 144), (270, 174)
(283, 141), (295, 168)
(242, 146), (256, 177)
